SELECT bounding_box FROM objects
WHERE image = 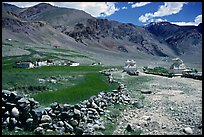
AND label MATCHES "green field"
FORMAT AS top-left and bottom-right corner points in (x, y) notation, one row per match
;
(2, 65), (118, 106)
